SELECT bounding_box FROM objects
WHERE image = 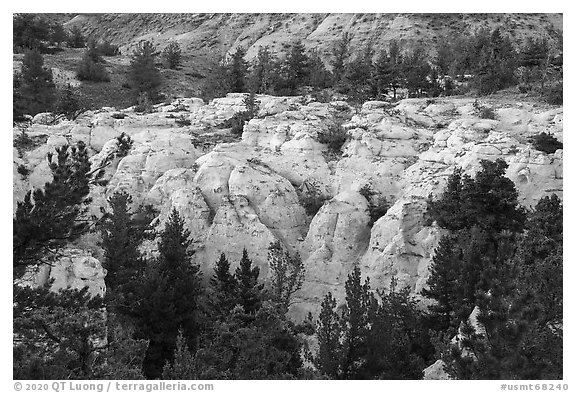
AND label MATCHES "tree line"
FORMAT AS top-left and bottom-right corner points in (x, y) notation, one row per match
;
(202, 28), (561, 104)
